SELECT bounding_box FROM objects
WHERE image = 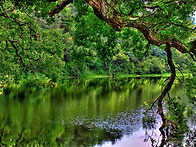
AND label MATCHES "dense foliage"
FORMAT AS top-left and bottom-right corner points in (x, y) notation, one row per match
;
(0, 0), (195, 83)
